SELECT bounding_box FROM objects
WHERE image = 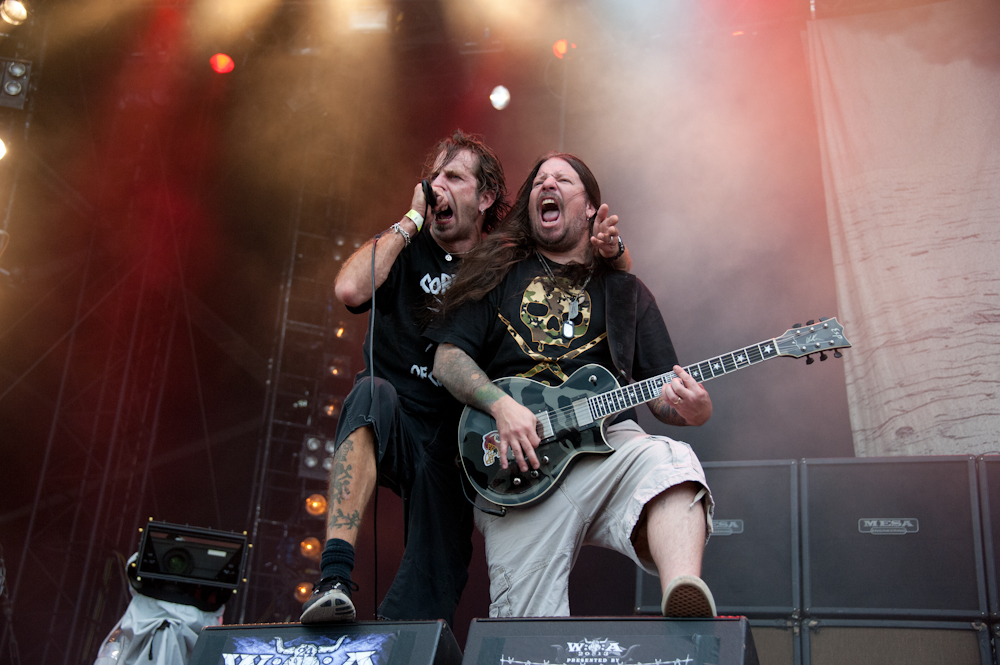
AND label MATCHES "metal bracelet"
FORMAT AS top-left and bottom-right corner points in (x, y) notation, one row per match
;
(613, 236), (625, 260)
(391, 222), (411, 247)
